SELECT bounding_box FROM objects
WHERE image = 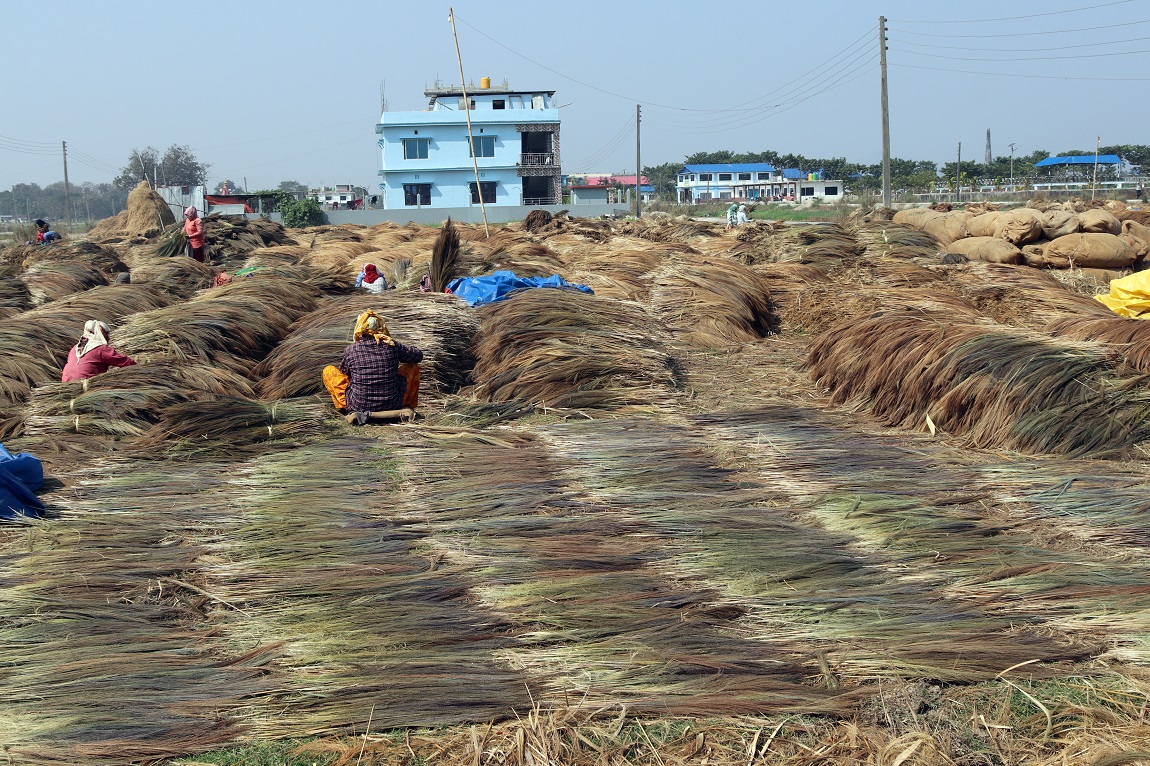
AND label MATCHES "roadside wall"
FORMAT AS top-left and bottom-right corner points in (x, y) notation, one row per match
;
(250, 203), (630, 226)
